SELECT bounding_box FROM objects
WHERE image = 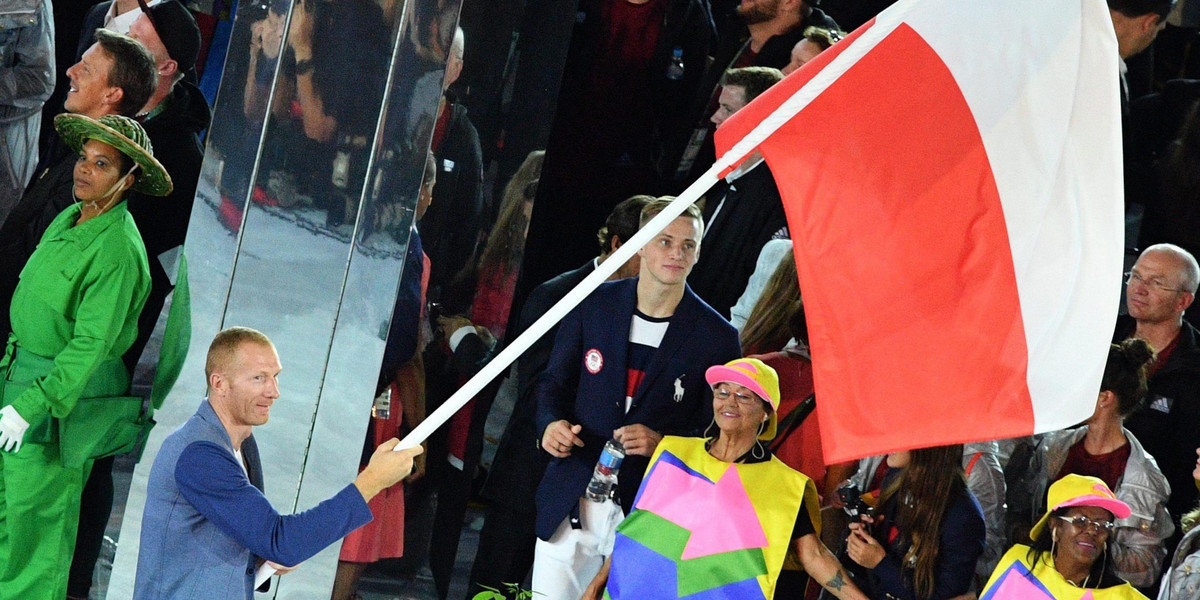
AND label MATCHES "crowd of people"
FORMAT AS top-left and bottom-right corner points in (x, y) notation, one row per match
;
(3, 0), (1200, 599)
